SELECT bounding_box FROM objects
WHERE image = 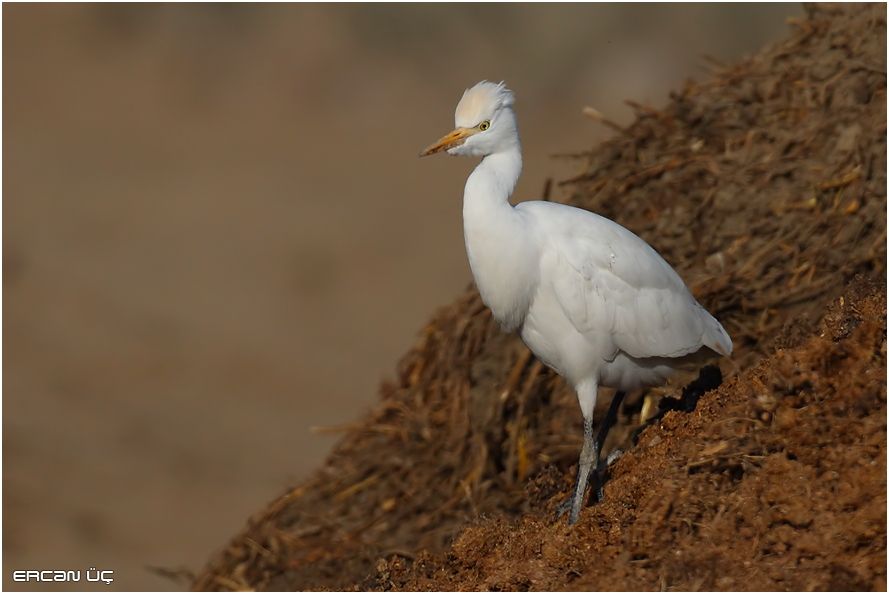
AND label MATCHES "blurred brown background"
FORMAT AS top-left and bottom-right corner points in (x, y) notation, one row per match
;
(4, 4), (801, 591)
